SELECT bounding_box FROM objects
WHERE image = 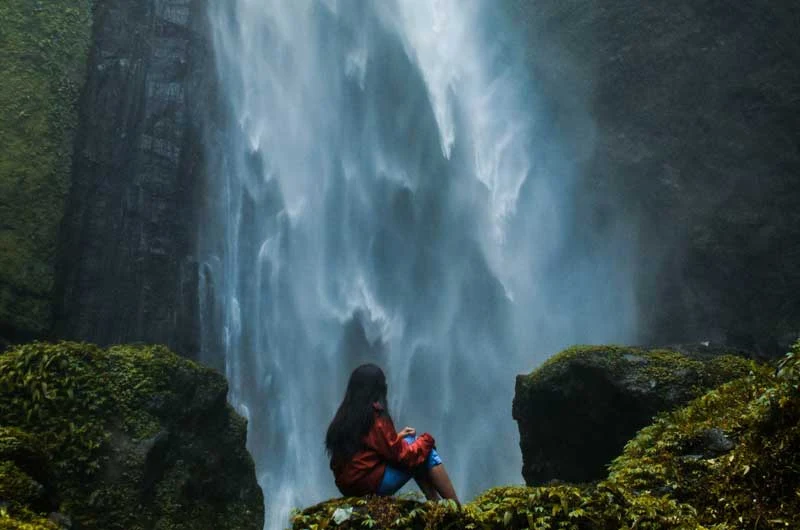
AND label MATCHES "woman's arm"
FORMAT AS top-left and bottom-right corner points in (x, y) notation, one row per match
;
(367, 416), (435, 469)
